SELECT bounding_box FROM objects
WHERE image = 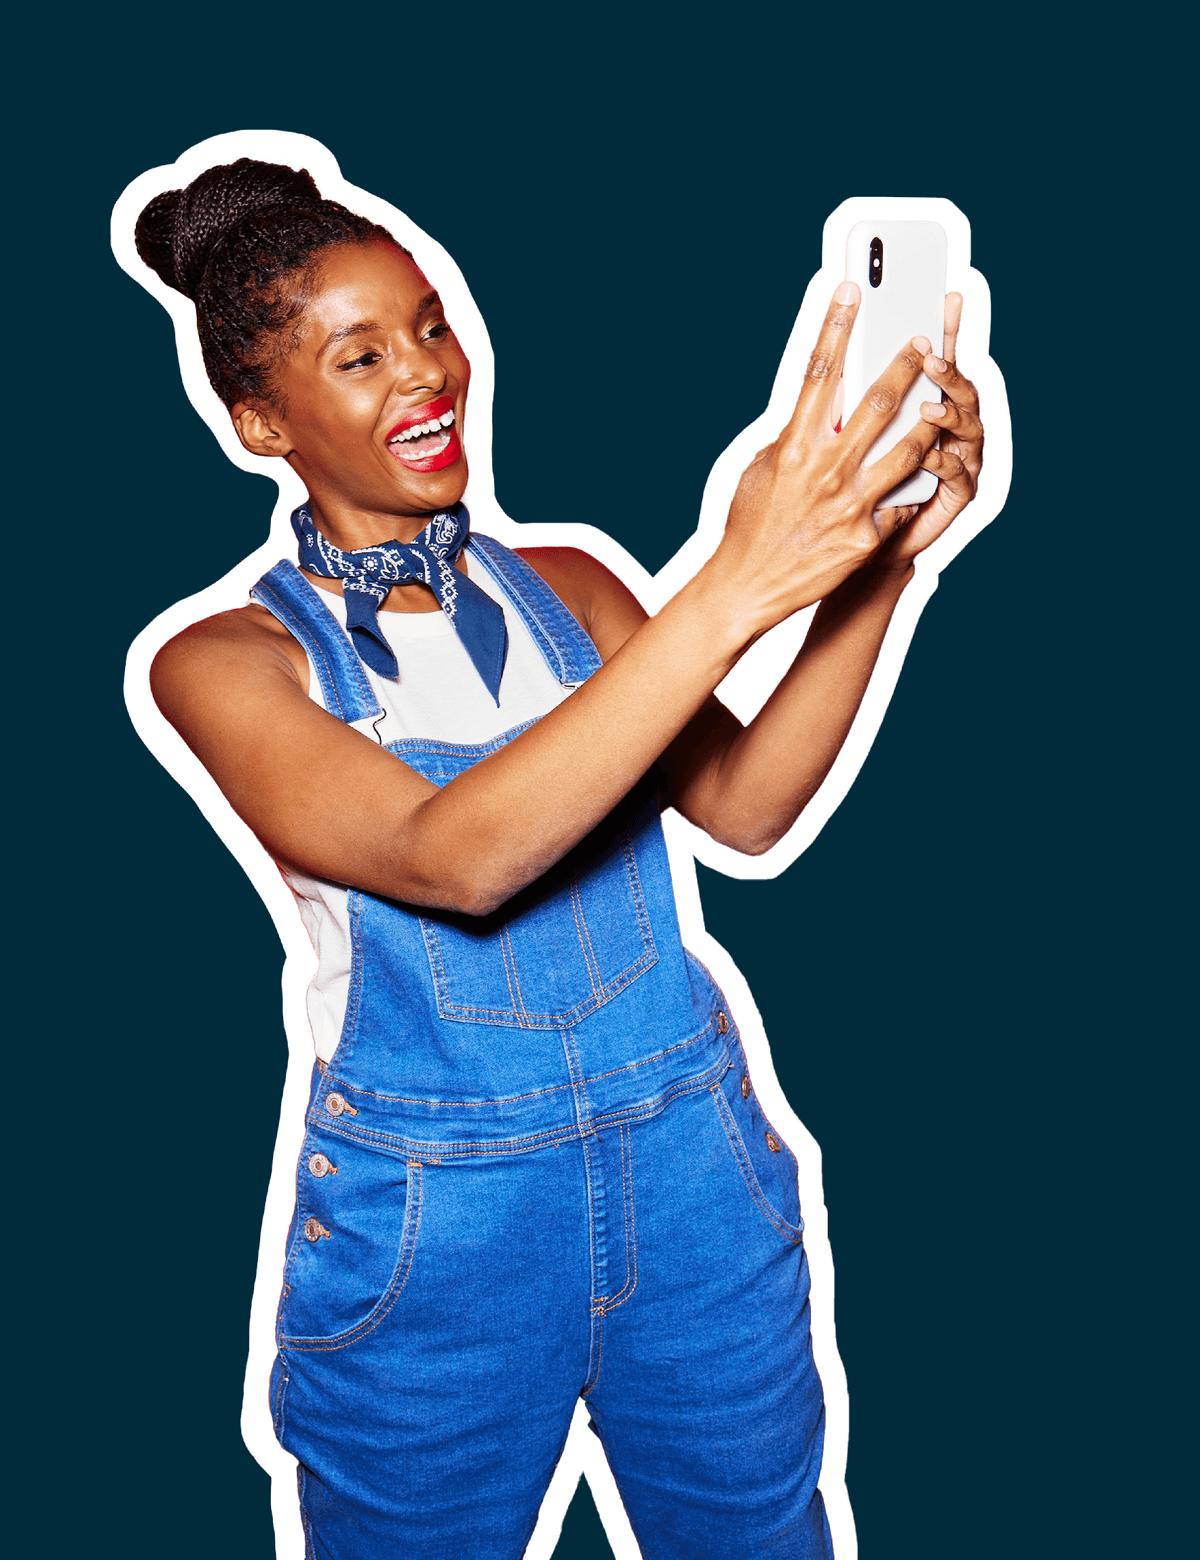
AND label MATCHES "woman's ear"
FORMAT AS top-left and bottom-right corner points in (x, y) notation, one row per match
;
(231, 402), (294, 459)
